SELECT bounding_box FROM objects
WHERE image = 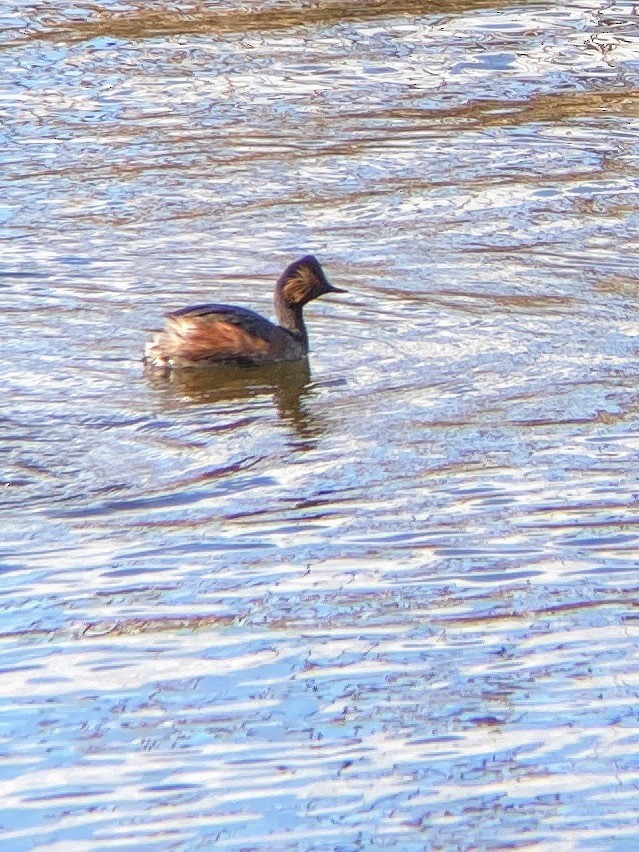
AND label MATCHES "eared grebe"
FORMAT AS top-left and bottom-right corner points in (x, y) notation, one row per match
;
(144, 255), (346, 370)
